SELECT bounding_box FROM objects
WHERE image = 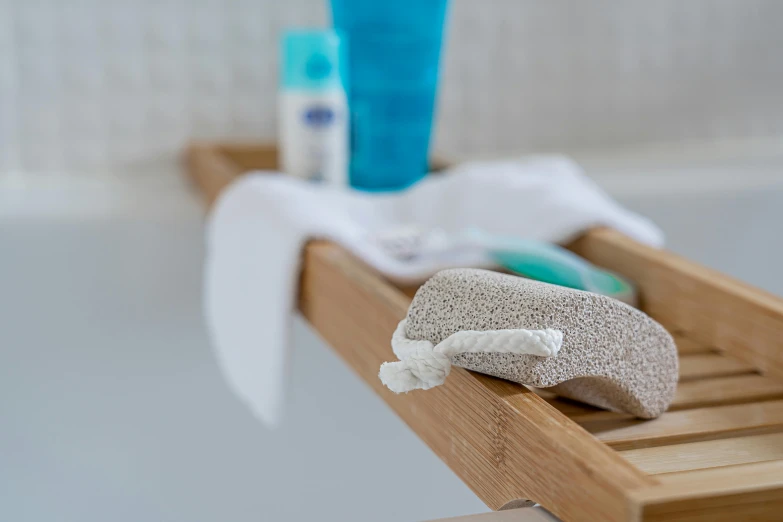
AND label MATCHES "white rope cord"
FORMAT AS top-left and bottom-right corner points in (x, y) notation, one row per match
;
(379, 319), (563, 393)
